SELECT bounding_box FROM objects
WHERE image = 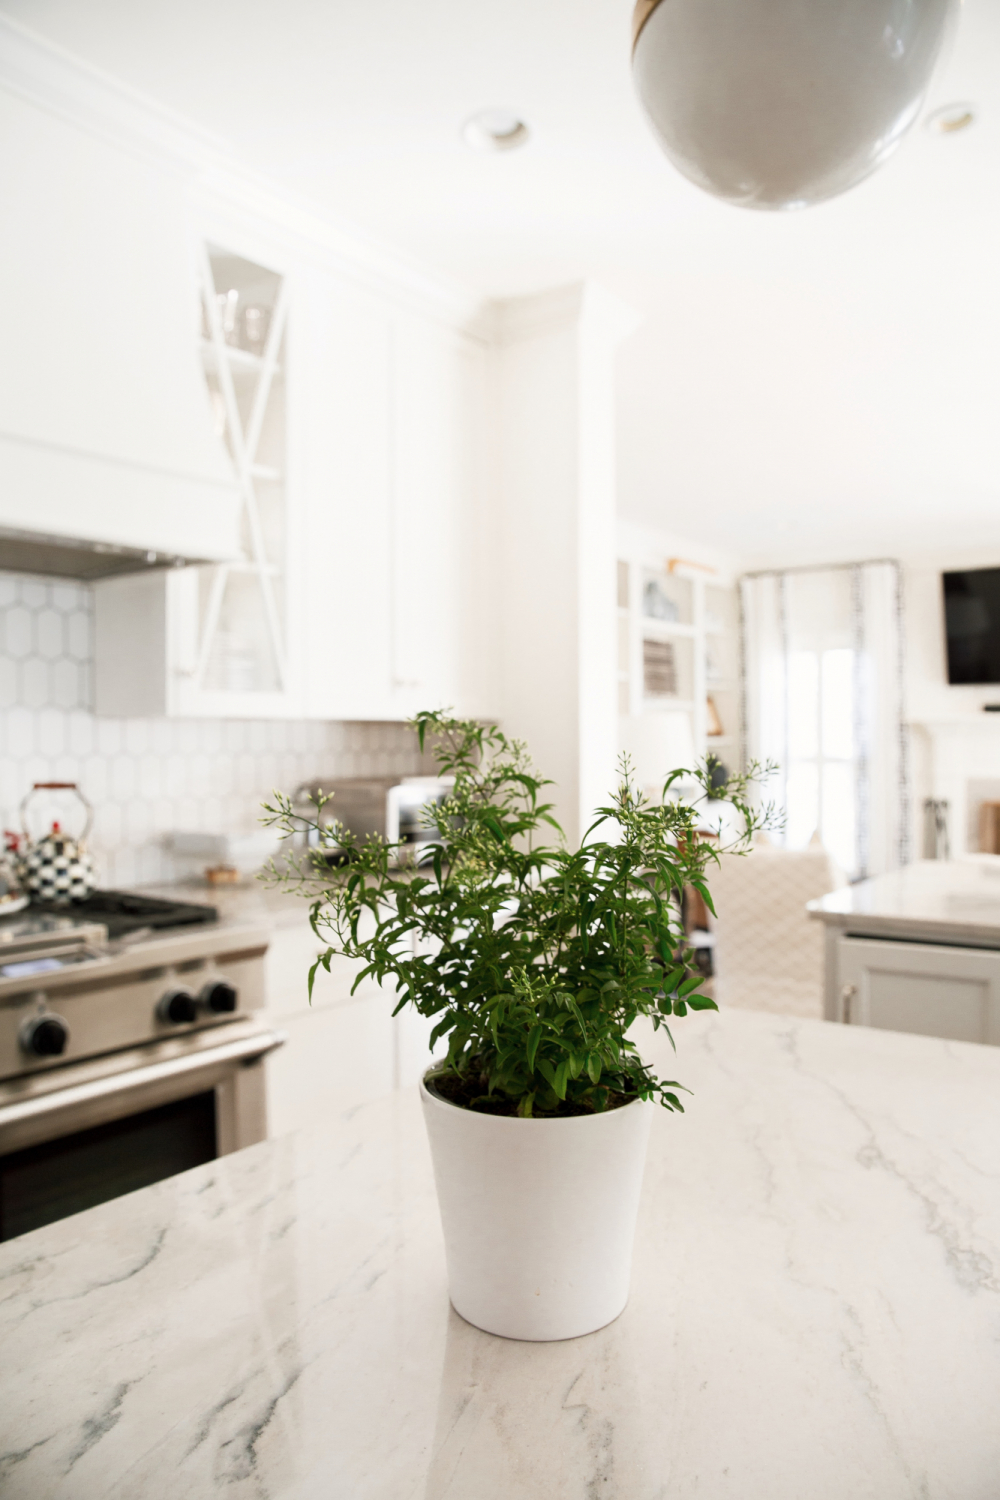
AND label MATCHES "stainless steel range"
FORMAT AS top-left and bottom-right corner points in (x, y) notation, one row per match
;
(0, 891), (283, 1241)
